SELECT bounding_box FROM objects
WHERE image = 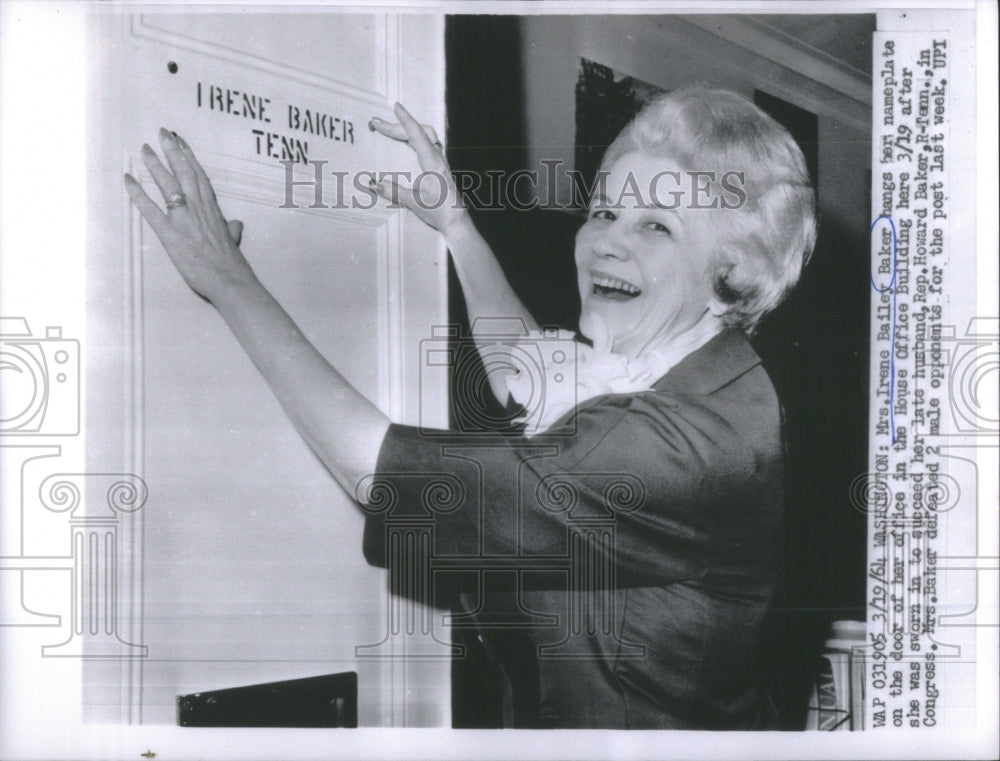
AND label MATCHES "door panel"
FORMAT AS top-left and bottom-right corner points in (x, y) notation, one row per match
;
(133, 13), (390, 98)
(85, 11), (448, 726)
